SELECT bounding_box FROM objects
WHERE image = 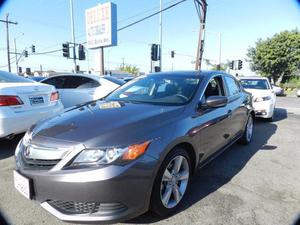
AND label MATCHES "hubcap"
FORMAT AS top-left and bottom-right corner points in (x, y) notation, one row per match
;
(160, 155), (189, 209)
(246, 116), (253, 142)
